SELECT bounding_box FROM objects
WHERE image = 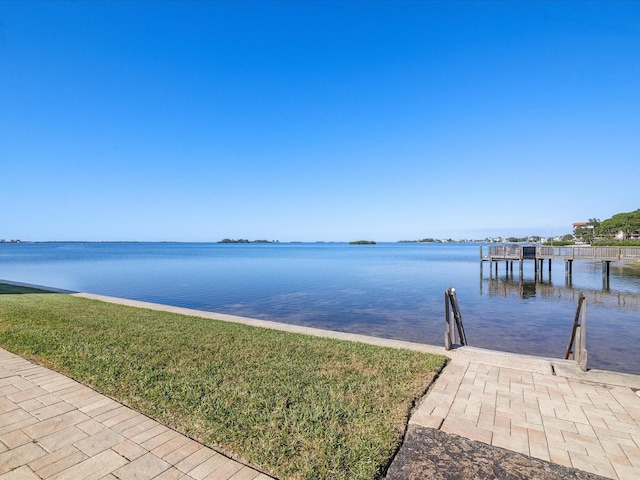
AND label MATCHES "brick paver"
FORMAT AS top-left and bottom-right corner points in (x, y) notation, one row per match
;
(0, 348), (273, 480)
(411, 356), (640, 480)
